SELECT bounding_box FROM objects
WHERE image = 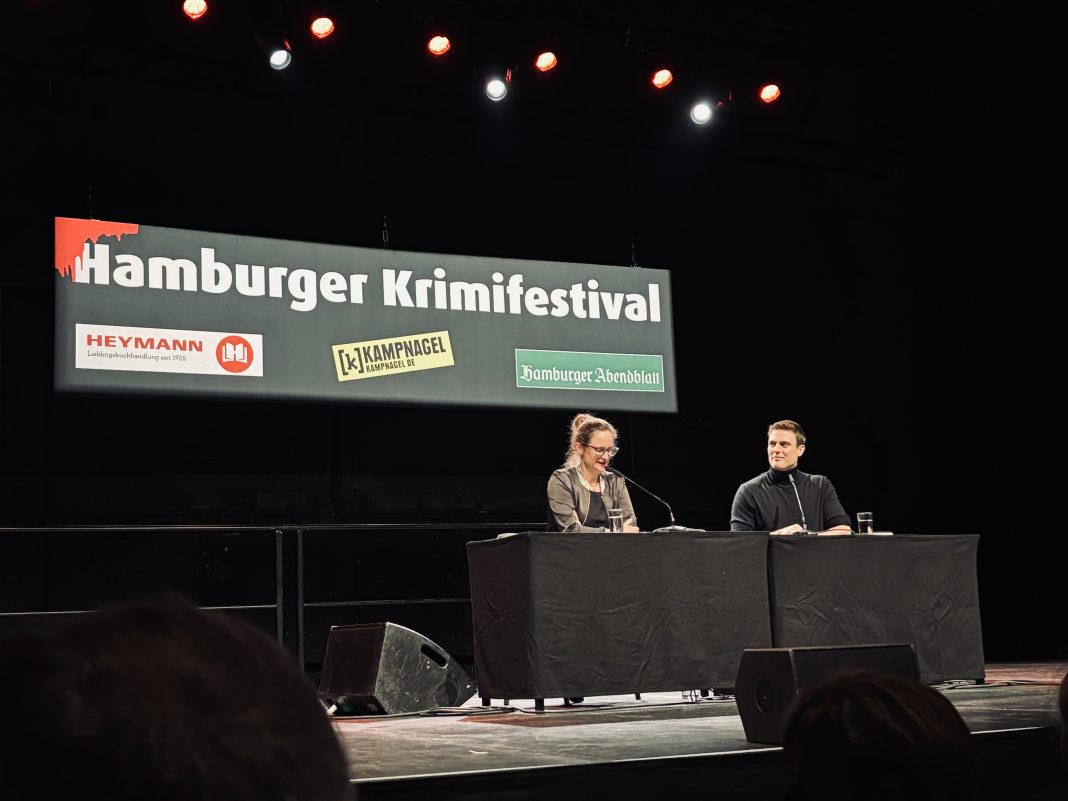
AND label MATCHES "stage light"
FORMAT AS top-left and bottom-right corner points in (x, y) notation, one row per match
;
(269, 41), (292, 70)
(690, 102), (713, 125)
(182, 0), (207, 21)
(651, 69), (673, 89)
(310, 17), (335, 39)
(535, 51), (558, 72)
(760, 84), (781, 103)
(428, 35), (451, 56)
(486, 78), (508, 101)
